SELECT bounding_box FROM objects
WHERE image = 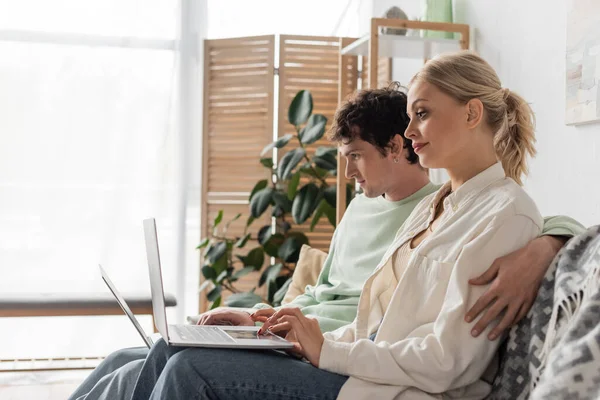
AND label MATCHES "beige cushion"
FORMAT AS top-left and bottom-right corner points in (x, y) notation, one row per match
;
(282, 244), (328, 304)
